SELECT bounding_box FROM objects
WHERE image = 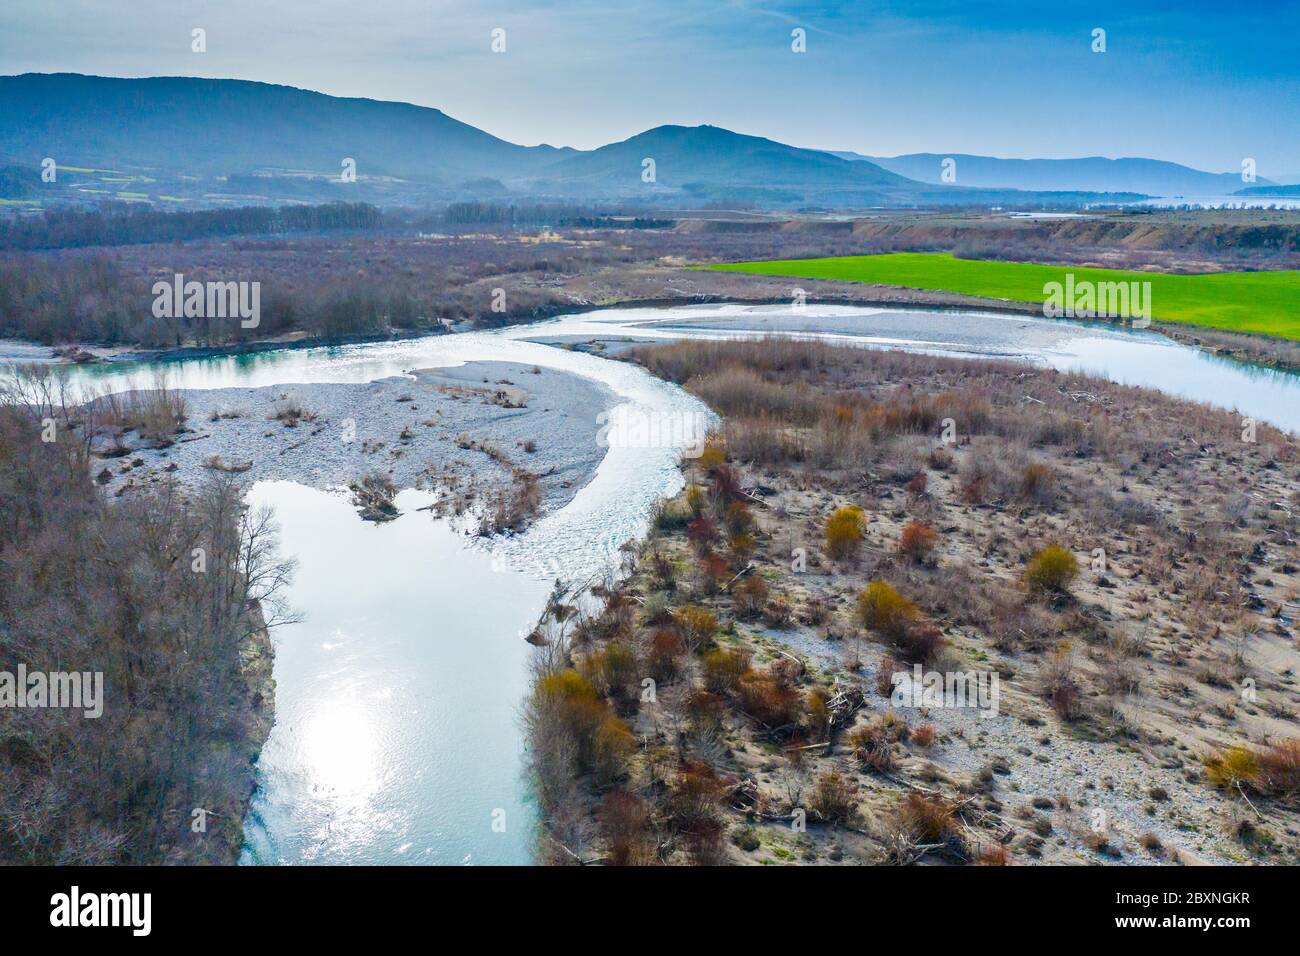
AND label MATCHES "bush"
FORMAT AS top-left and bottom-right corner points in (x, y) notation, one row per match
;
(673, 605), (719, 650)
(1025, 545), (1079, 595)
(685, 483), (708, 518)
(824, 505), (866, 560)
(724, 500), (754, 535)
(663, 761), (727, 842)
(1205, 745), (1260, 790)
(535, 669), (633, 783)
(851, 713), (908, 771)
(736, 671), (802, 728)
(646, 628), (685, 680)
(1020, 462), (1058, 506)
(686, 515), (720, 554)
(761, 594), (794, 629)
(810, 769), (858, 823)
(912, 724), (936, 748)
(1041, 642), (1082, 721)
(898, 520), (938, 562)
(856, 581), (918, 641)
(976, 844), (1009, 865)
(702, 647), (750, 693)
(732, 575), (768, 619)
(806, 688), (830, 739)
(598, 790), (653, 866)
(729, 530), (756, 564)
(1258, 739), (1300, 797)
(900, 622), (945, 663)
(898, 792), (957, 844)
(581, 641), (639, 699)
(697, 436), (726, 473)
